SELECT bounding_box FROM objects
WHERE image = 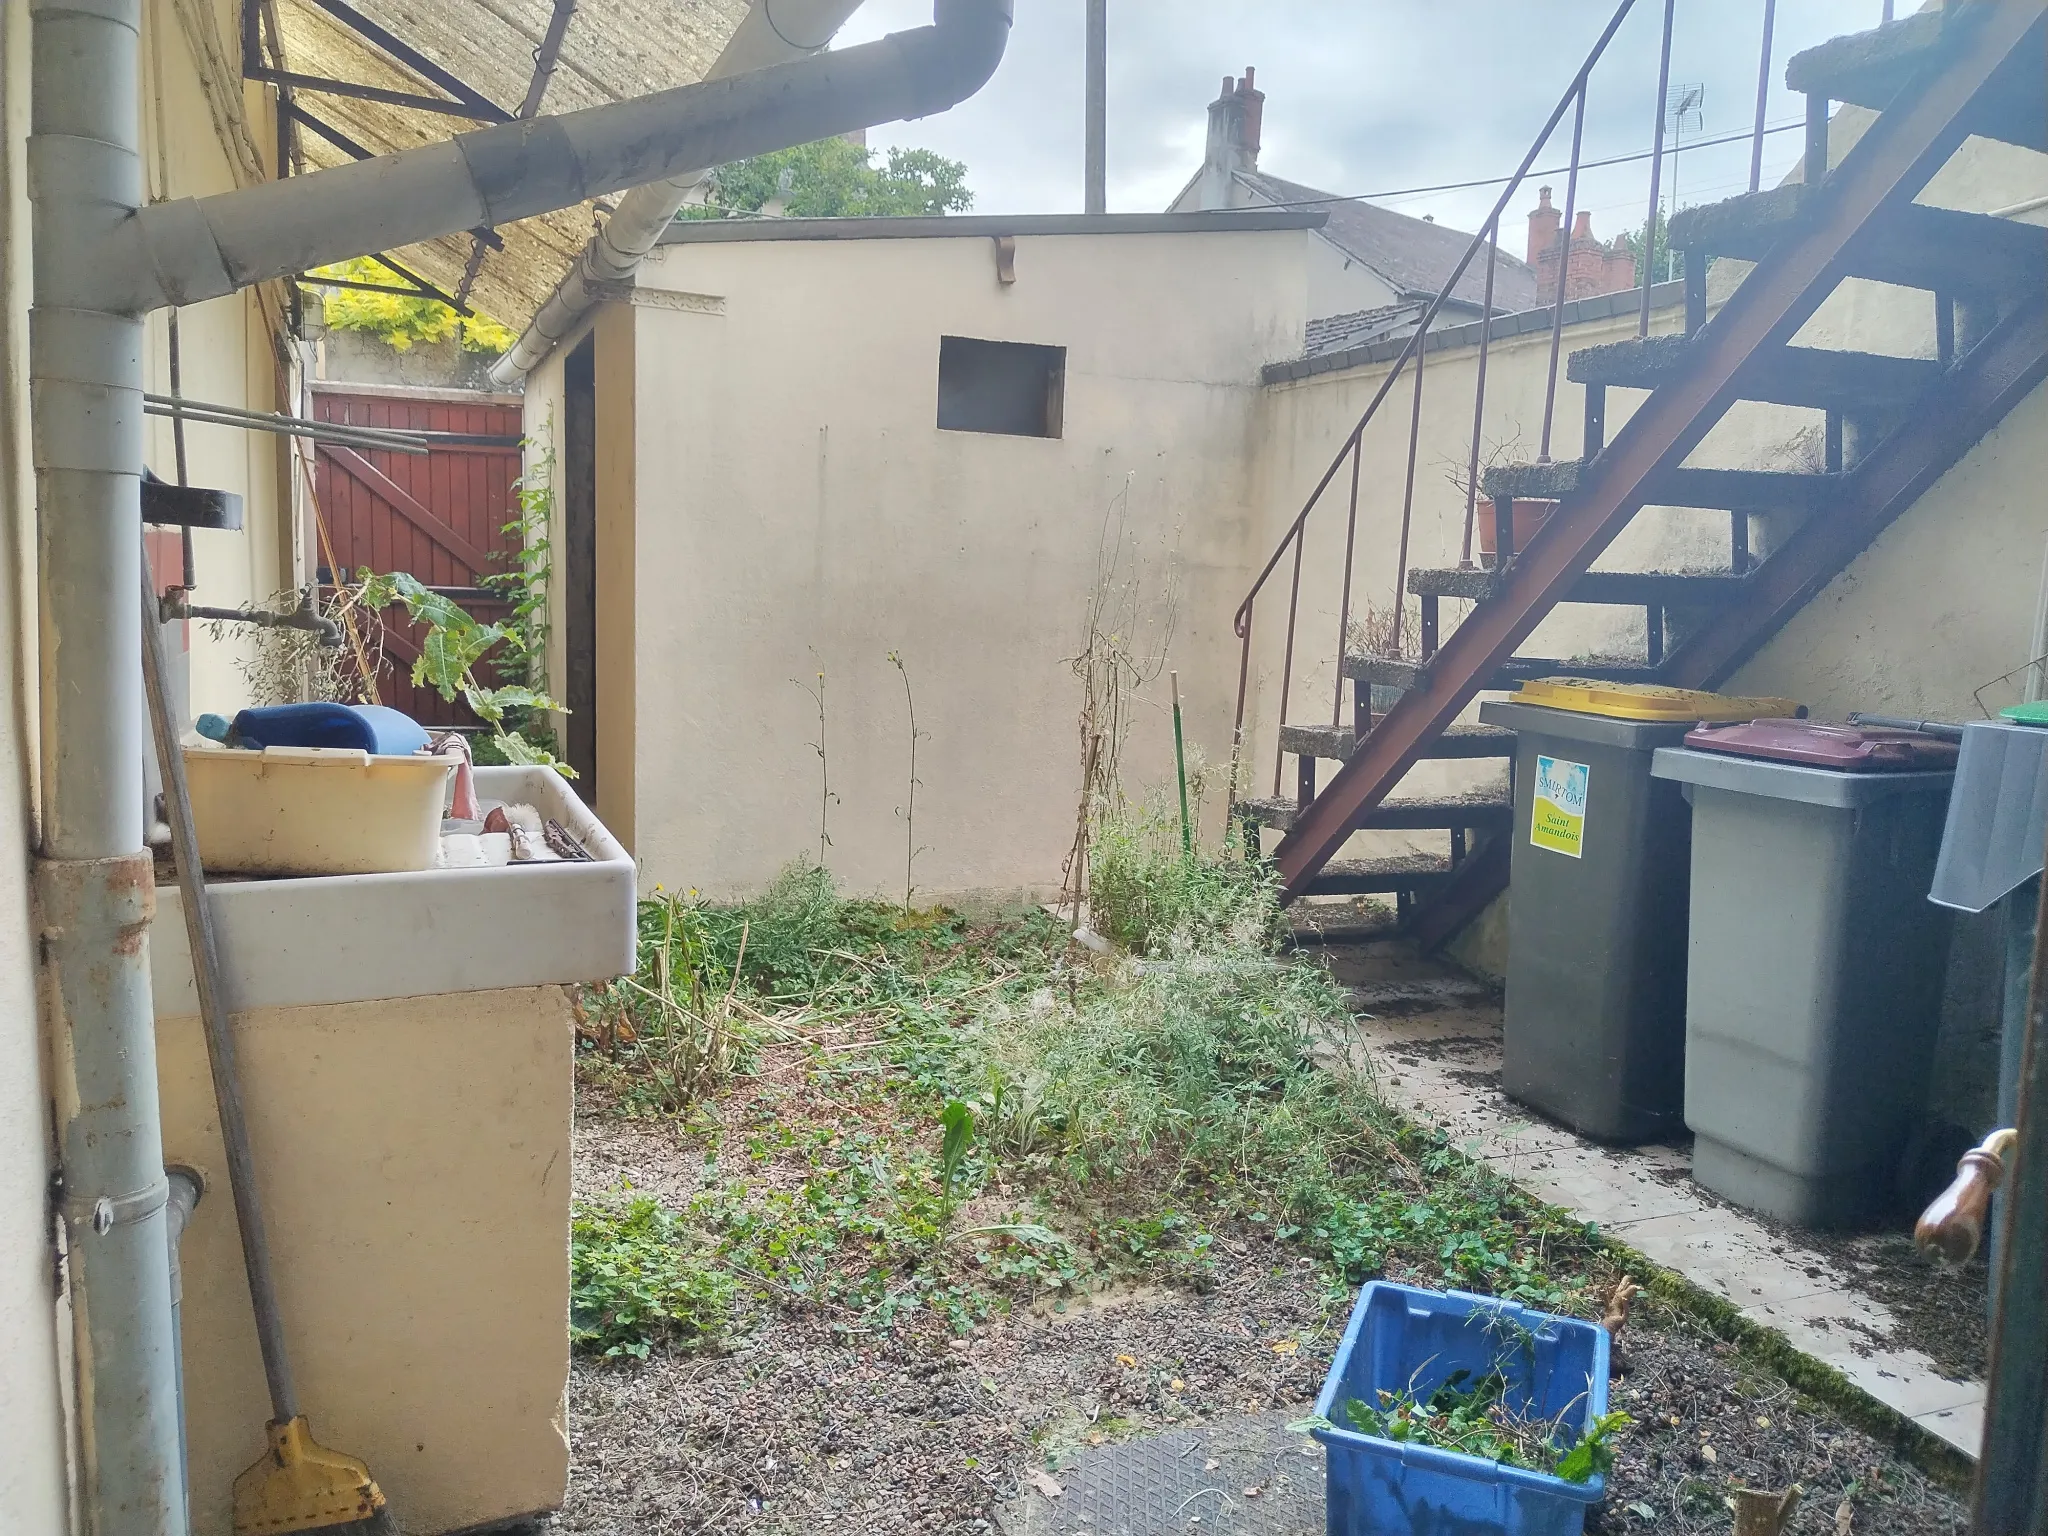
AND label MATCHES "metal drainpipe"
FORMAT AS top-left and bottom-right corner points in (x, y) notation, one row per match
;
(89, 0), (1012, 315)
(27, 6), (1011, 1531)
(163, 1170), (203, 1535)
(28, 0), (186, 1532)
(493, 0), (870, 385)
